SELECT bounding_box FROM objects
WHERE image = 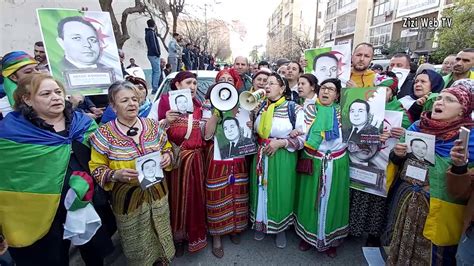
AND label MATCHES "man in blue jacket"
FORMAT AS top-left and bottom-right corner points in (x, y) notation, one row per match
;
(145, 19), (161, 94)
